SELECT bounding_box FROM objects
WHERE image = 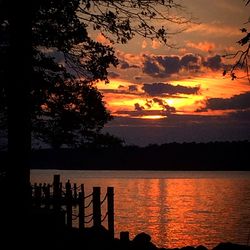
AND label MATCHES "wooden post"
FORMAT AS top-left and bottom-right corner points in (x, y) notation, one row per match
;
(33, 182), (37, 204)
(78, 184), (85, 230)
(44, 184), (51, 208)
(42, 183), (46, 199)
(34, 183), (42, 207)
(80, 184), (84, 194)
(65, 180), (72, 228)
(107, 187), (114, 238)
(34, 183), (38, 207)
(59, 182), (63, 199)
(38, 183), (42, 207)
(93, 187), (101, 227)
(53, 174), (61, 211)
(30, 183), (33, 206)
